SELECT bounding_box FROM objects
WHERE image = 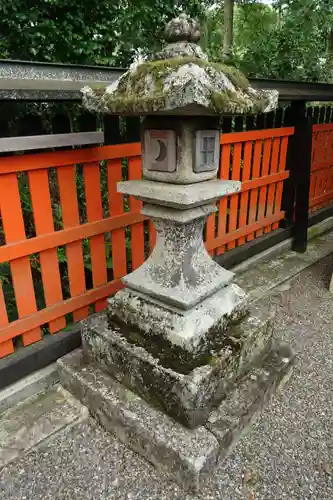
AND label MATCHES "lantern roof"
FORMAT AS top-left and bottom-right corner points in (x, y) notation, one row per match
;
(82, 14), (278, 116)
